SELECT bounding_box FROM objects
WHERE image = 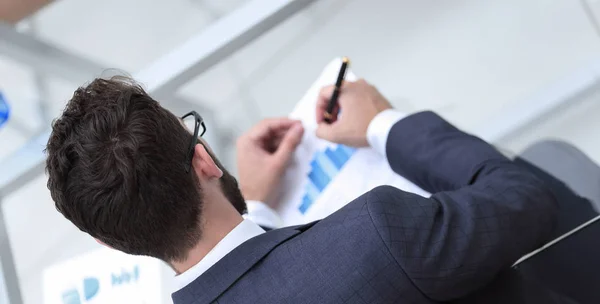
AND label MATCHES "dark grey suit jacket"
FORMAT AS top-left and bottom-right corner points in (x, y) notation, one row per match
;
(172, 111), (564, 304)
